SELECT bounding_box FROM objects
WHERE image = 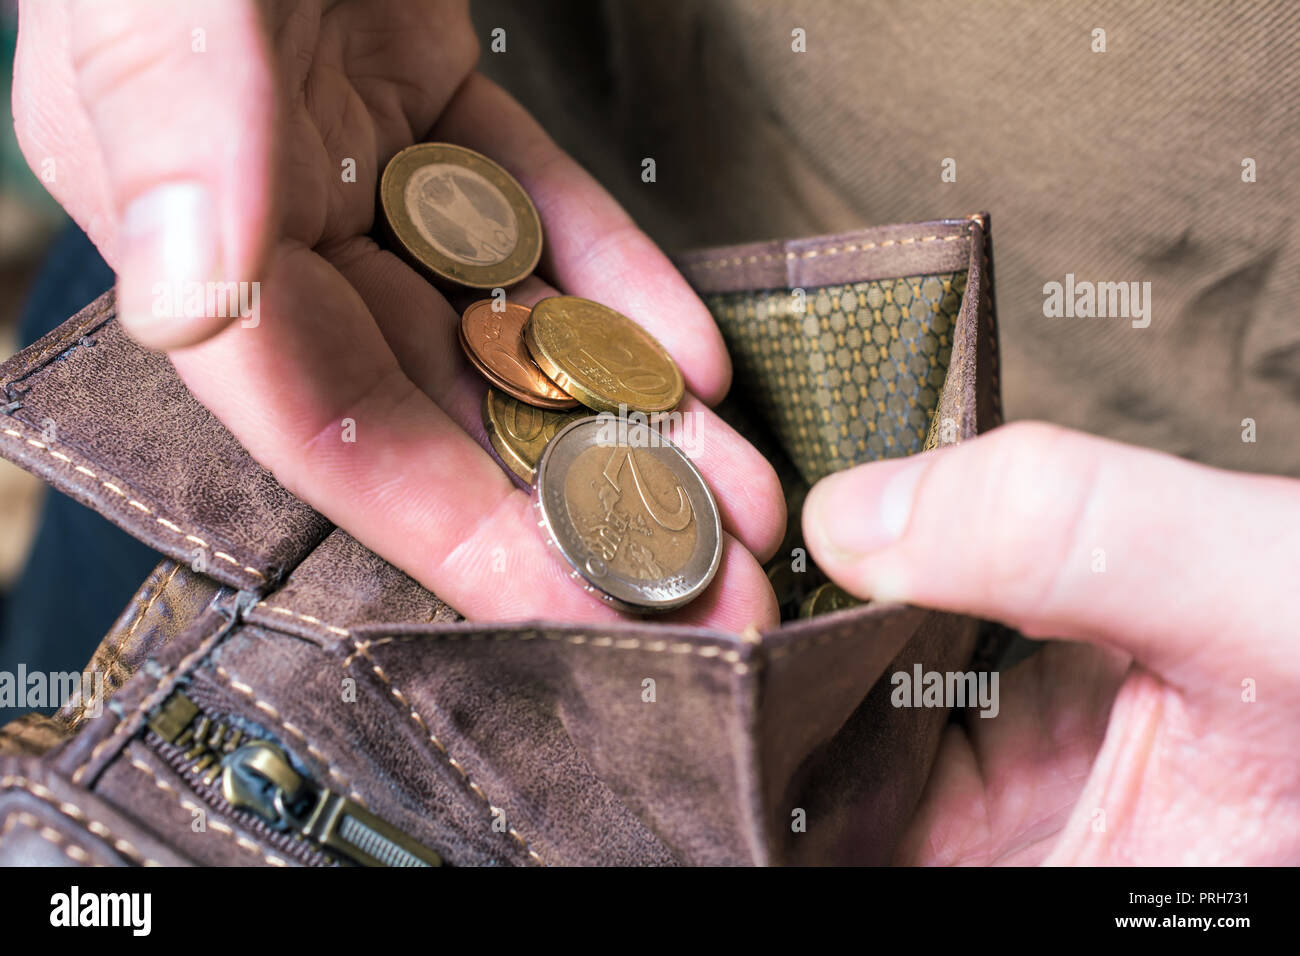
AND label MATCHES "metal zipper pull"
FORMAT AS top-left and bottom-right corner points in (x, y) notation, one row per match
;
(222, 740), (442, 868)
